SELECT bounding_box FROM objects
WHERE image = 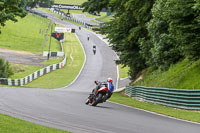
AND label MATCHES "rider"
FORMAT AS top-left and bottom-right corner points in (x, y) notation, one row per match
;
(93, 77), (114, 102)
(103, 77), (114, 101)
